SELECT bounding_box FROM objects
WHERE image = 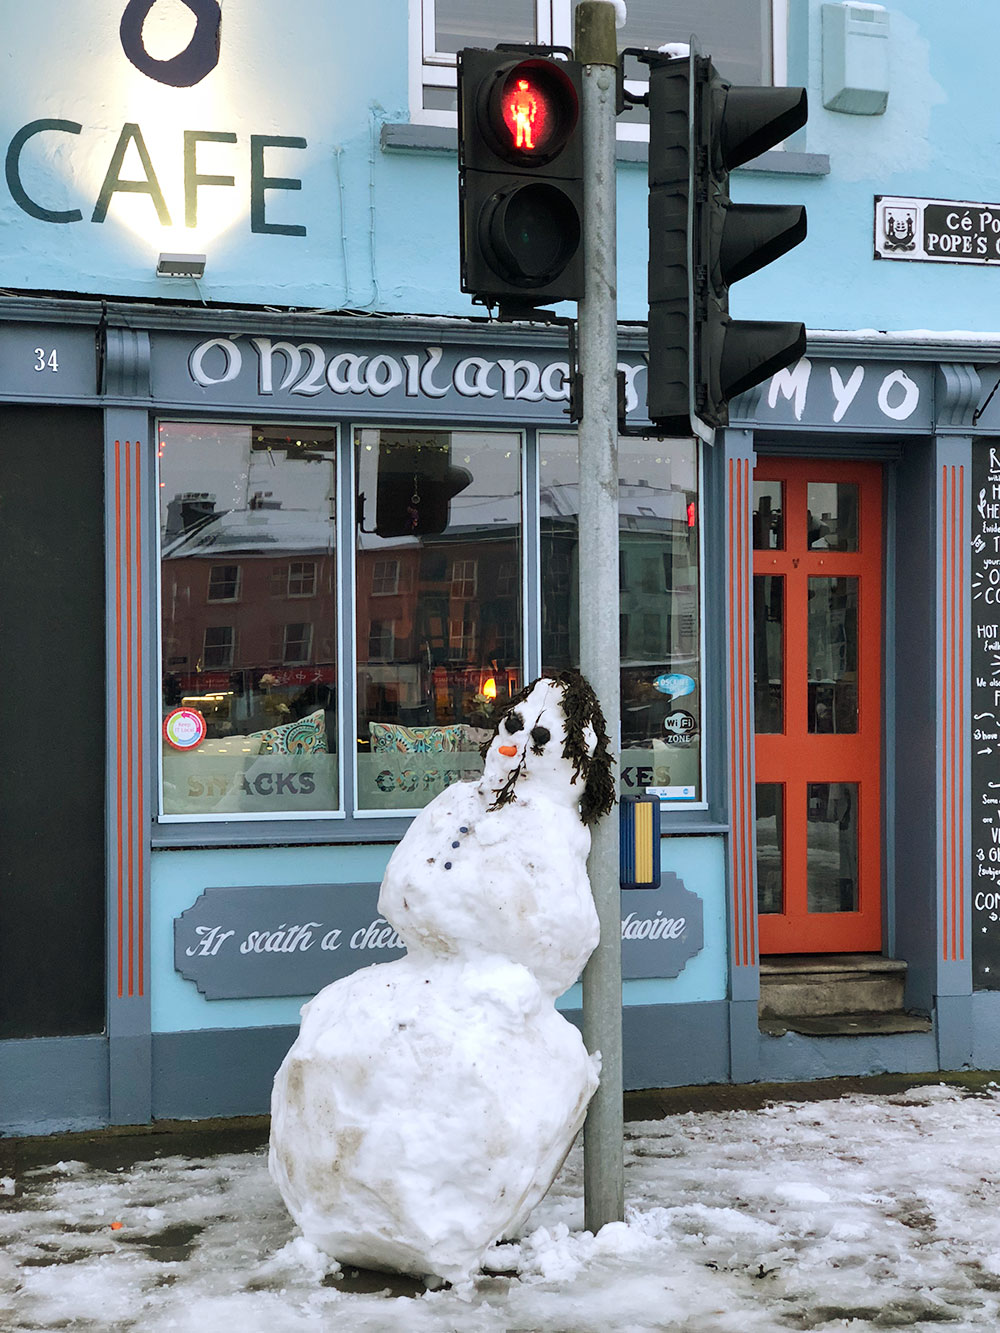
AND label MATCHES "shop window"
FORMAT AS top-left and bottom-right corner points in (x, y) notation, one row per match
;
(159, 422), (339, 820)
(207, 563), (241, 602)
(355, 427), (522, 814)
(539, 432), (703, 805)
(159, 419), (703, 825)
(414, 0), (780, 128)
